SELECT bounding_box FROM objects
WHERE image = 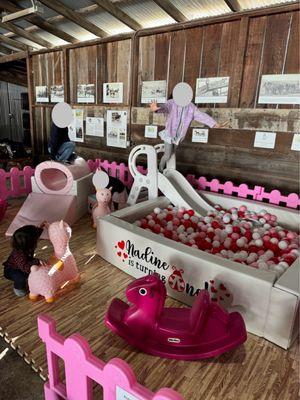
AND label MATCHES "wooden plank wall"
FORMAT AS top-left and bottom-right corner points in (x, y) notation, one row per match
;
(29, 7), (300, 193)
